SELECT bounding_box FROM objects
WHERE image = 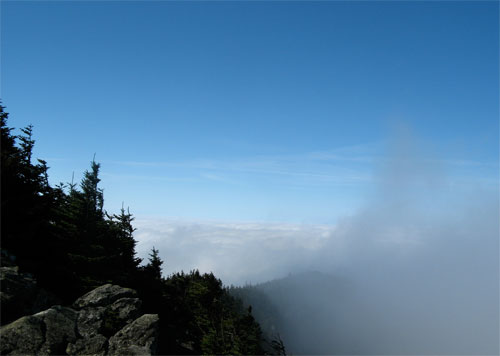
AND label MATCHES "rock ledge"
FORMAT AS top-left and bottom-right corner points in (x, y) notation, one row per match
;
(0, 284), (159, 355)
